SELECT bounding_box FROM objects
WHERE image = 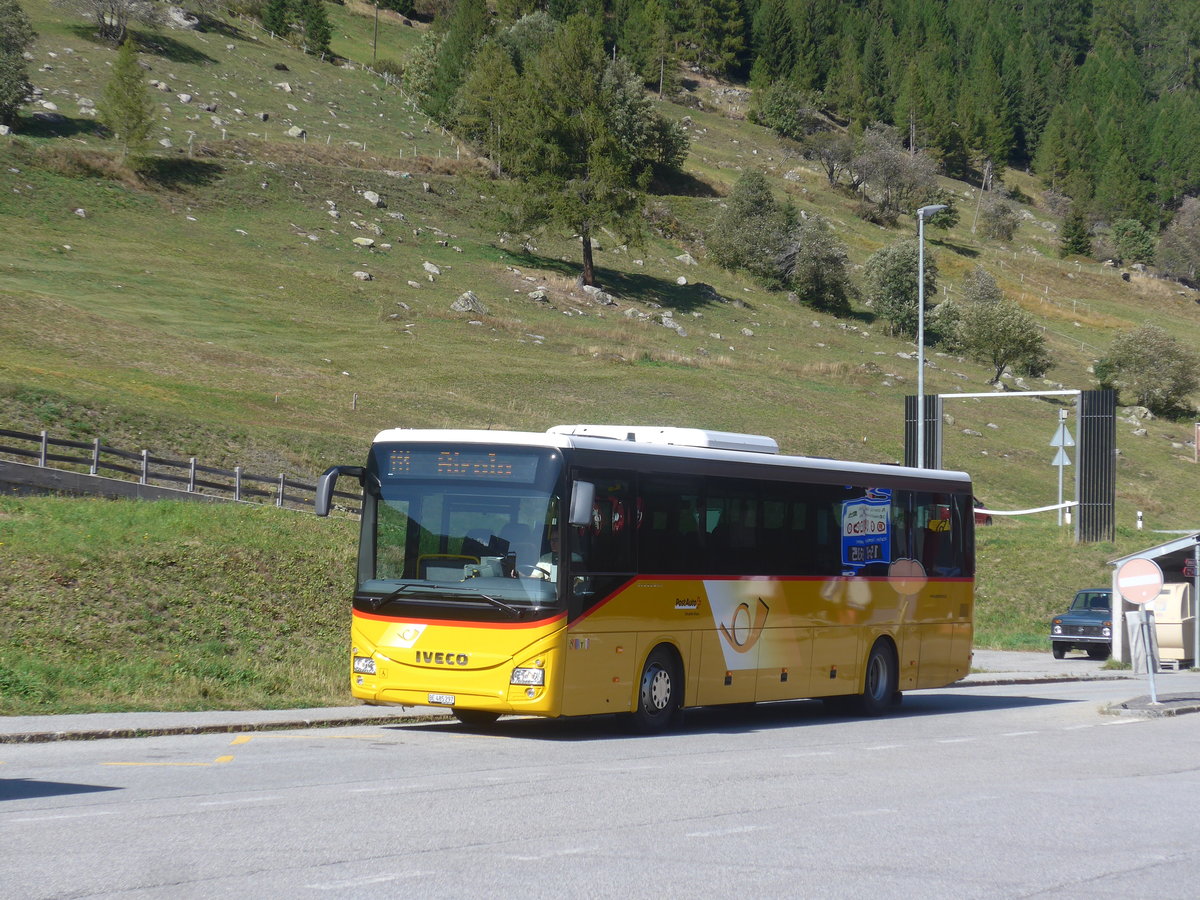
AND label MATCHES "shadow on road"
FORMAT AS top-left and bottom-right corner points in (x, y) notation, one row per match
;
(386, 691), (1066, 741)
(0, 778), (121, 802)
